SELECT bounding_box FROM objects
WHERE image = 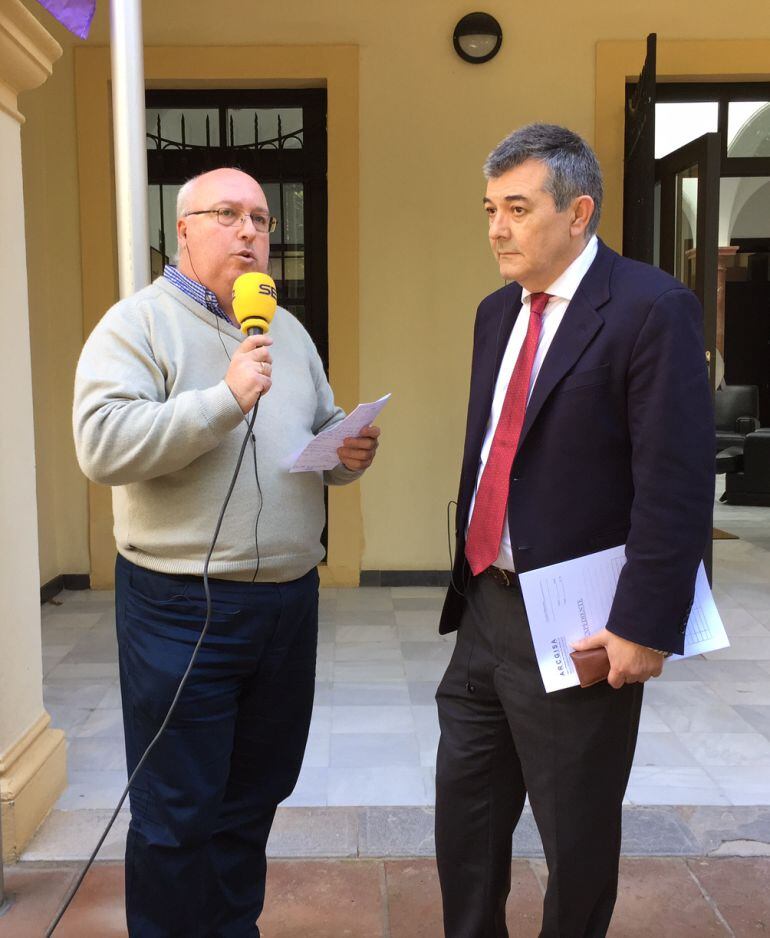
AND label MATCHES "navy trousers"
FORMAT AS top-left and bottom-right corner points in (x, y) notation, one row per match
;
(115, 554), (319, 938)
